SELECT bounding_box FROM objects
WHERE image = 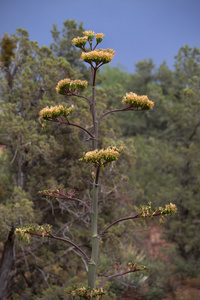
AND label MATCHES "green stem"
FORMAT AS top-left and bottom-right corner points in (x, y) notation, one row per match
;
(88, 65), (100, 292)
(88, 263), (96, 290)
(88, 169), (100, 290)
(91, 69), (98, 150)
